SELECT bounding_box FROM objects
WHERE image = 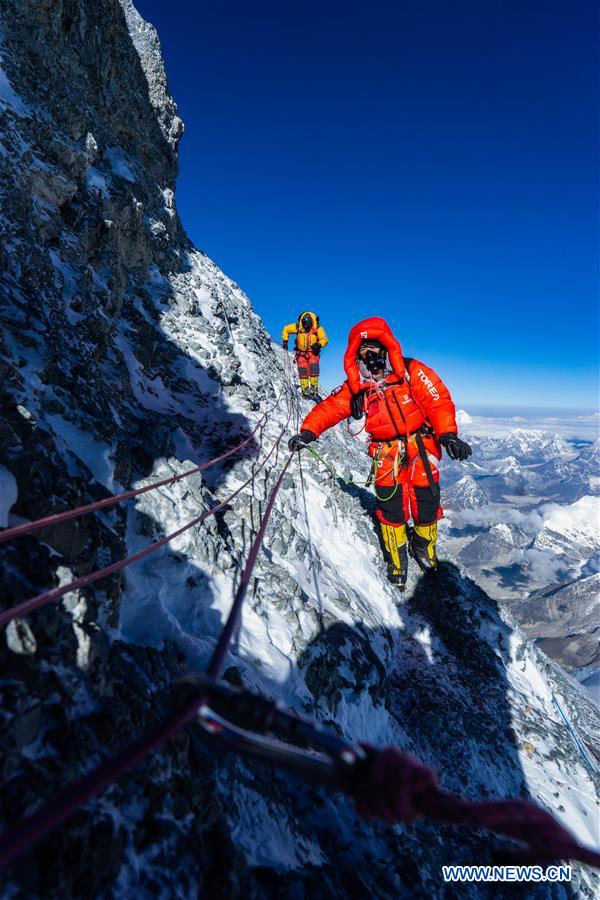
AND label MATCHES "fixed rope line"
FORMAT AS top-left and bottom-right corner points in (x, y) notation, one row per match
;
(307, 444), (400, 501)
(9, 386), (596, 871)
(306, 445), (367, 484)
(1, 416), (600, 871)
(296, 451), (325, 619)
(282, 351), (293, 412)
(283, 354), (297, 424)
(281, 353), (327, 614)
(206, 451), (294, 681)
(0, 433), (294, 867)
(286, 352), (323, 617)
(283, 349), (301, 432)
(0, 414), (270, 546)
(0, 420), (291, 630)
(552, 693), (599, 775)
